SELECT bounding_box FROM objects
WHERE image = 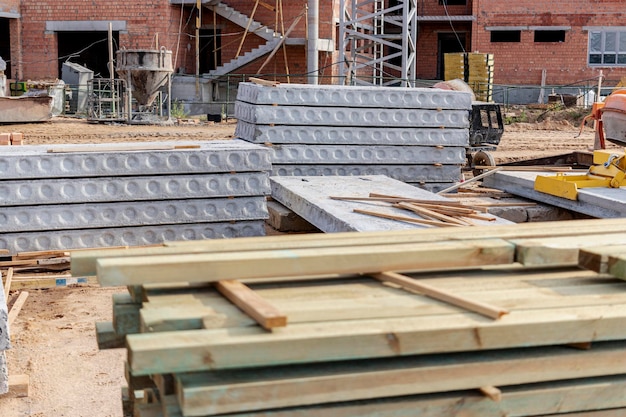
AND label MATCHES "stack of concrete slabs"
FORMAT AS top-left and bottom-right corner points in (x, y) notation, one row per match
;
(483, 170), (626, 218)
(270, 175), (511, 233)
(234, 82), (471, 189)
(0, 140), (271, 253)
